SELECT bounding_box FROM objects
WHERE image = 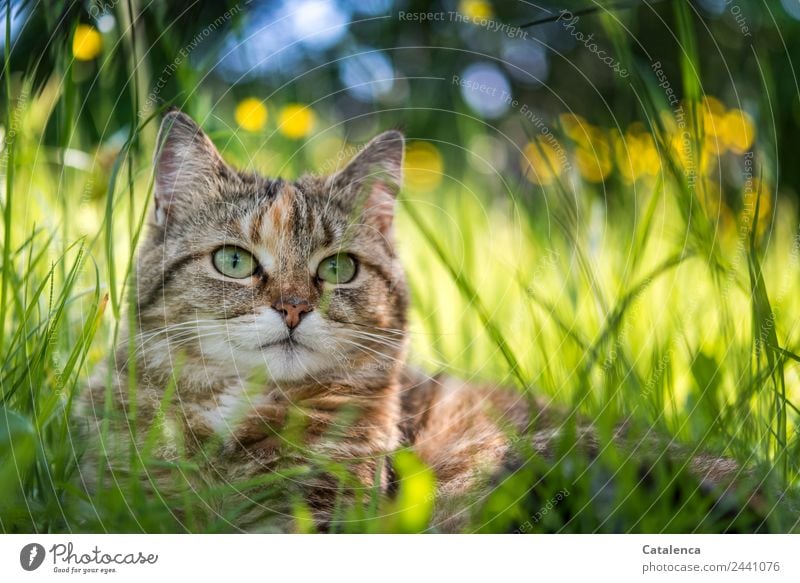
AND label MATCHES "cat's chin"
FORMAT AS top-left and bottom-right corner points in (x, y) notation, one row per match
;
(189, 323), (335, 382)
(250, 341), (334, 383)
